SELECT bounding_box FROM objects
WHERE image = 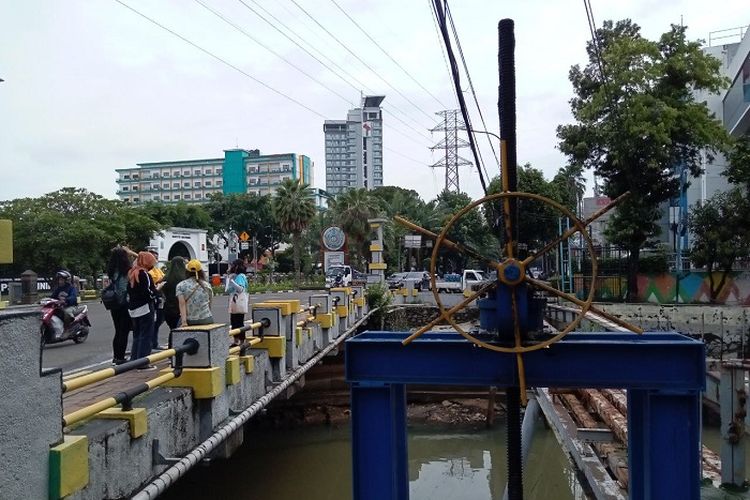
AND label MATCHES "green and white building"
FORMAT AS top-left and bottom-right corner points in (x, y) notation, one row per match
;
(115, 148), (316, 205)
